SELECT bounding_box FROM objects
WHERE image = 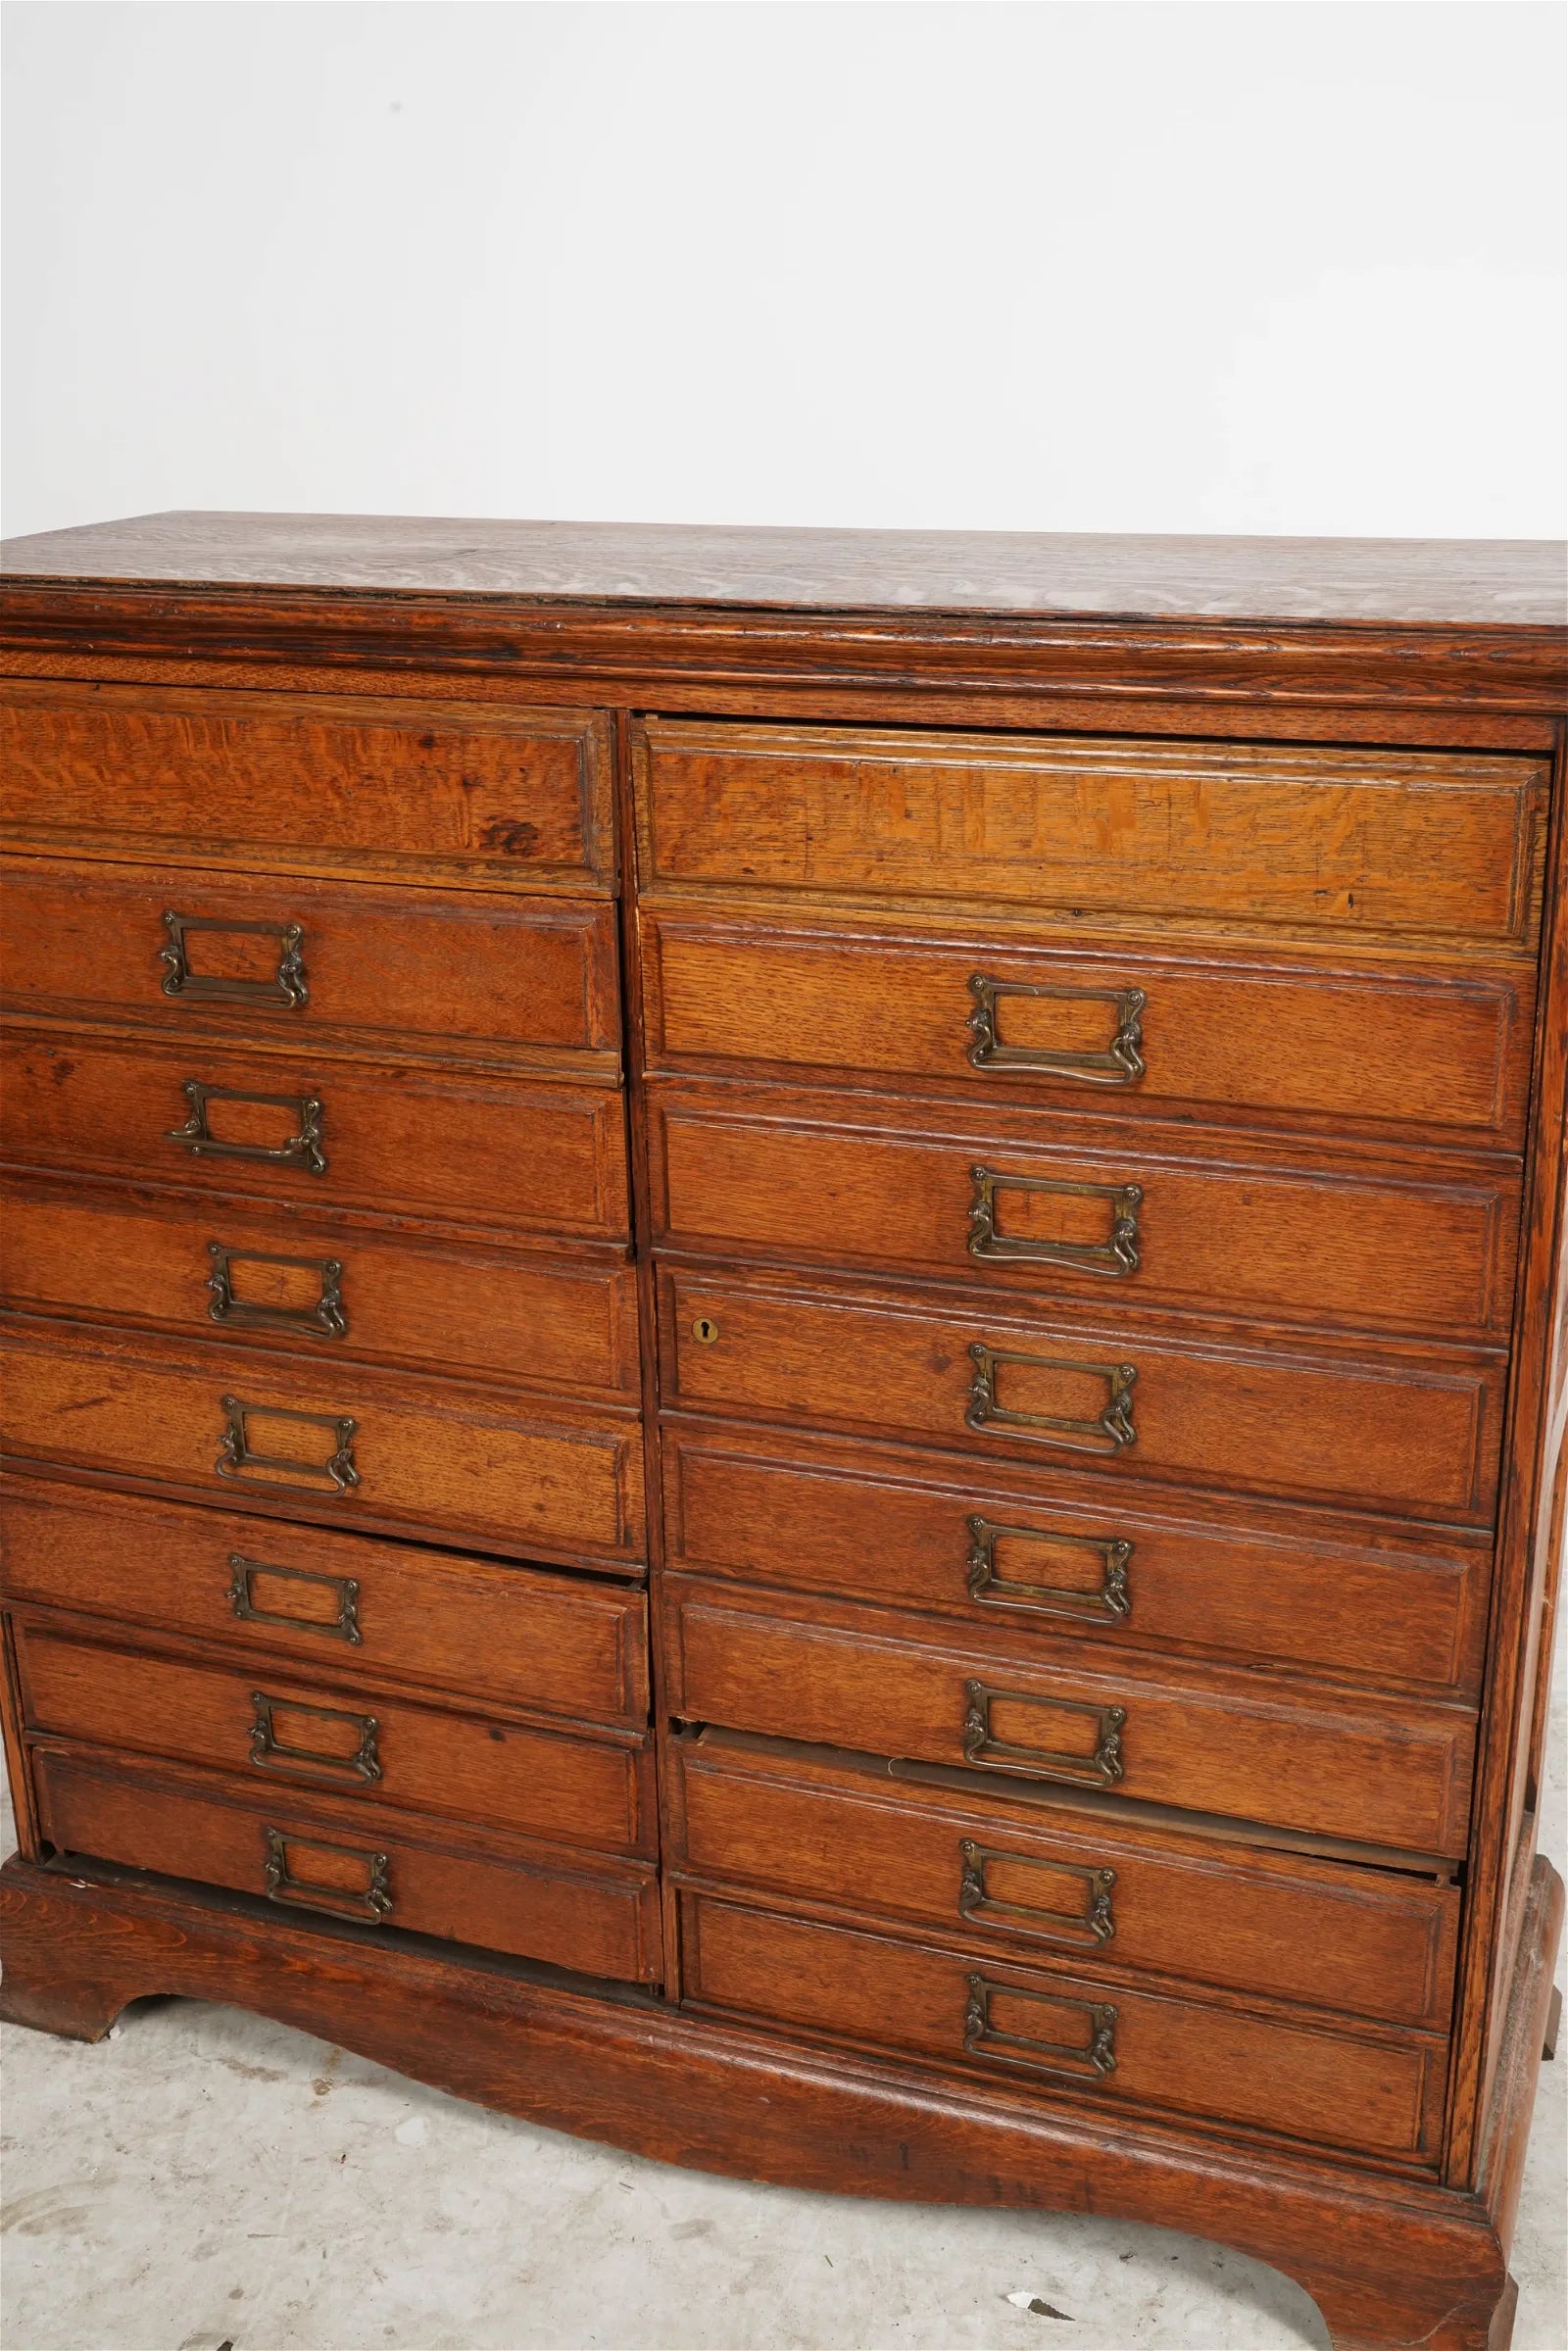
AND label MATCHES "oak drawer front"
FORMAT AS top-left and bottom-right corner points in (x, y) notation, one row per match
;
(32, 1748), (662, 1984)
(662, 1582), (1476, 1856)
(642, 917), (1535, 1150)
(678, 1894), (1447, 2164)
(1, 1179), (641, 1401)
(0, 1326), (645, 1569)
(0, 1481), (650, 1729)
(661, 1430), (1490, 1699)
(637, 718), (1546, 955)
(651, 1094), (1521, 1345)
(670, 1738), (1459, 2032)
(1, 683), (615, 891)
(1, 1032), (629, 1243)
(661, 1270), (1505, 1527)
(1, 857), (622, 1078)
(13, 1626), (657, 1856)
